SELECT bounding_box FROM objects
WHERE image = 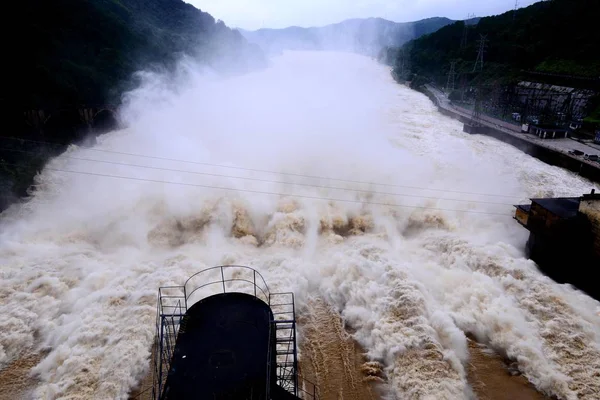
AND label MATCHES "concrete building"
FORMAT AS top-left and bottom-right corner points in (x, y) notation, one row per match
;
(516, 81), (596, 121)
(529, 125), (569, 139)
(515, 190), (600, 300)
